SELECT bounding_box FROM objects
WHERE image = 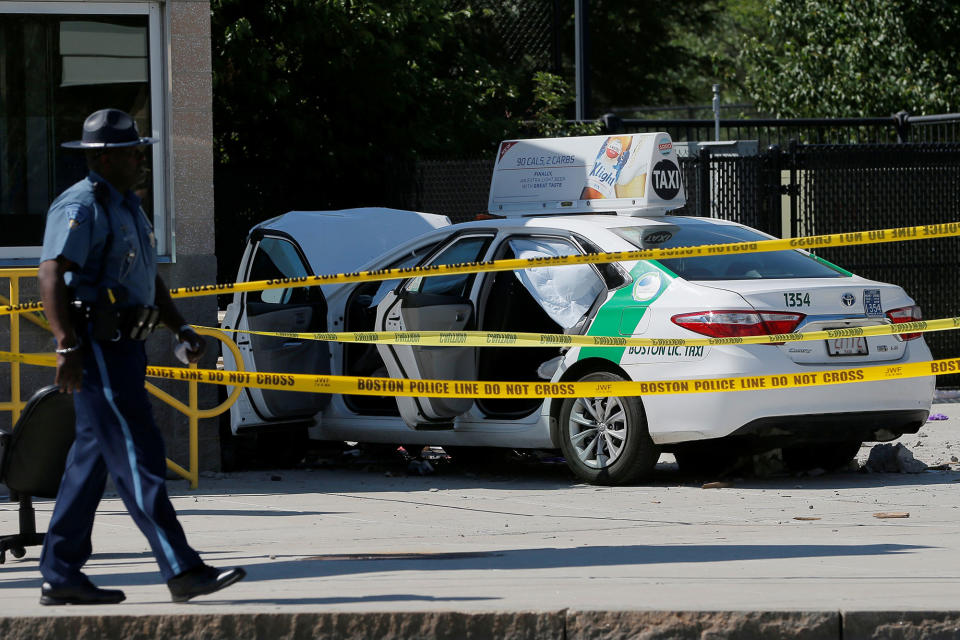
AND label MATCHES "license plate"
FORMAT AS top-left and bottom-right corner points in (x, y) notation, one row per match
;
(826, 337), (868, 356)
